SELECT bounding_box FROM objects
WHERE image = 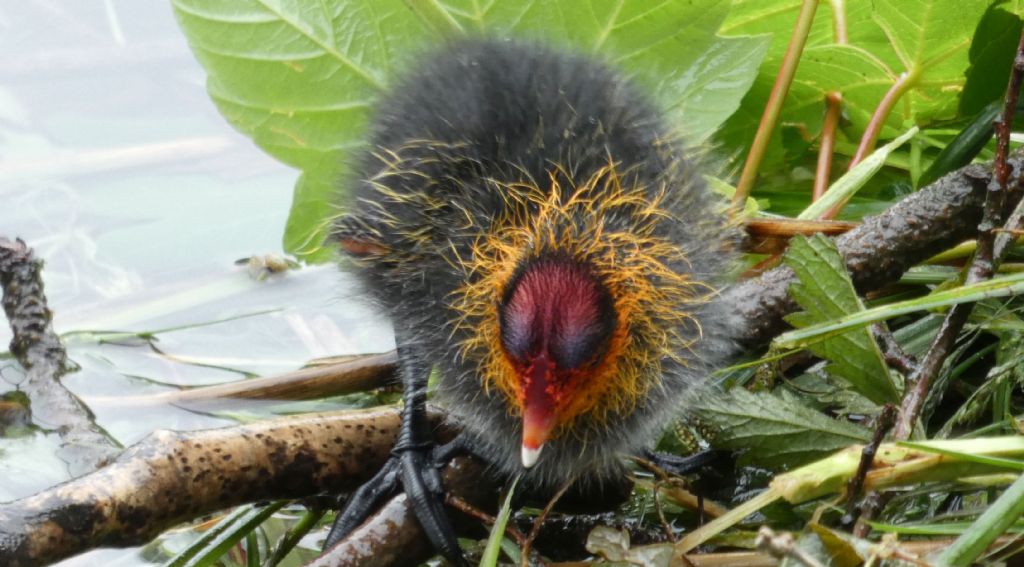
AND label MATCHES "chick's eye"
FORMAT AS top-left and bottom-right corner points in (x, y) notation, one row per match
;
(550, 308), (615, 370)
(499, 301), (537, 361)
